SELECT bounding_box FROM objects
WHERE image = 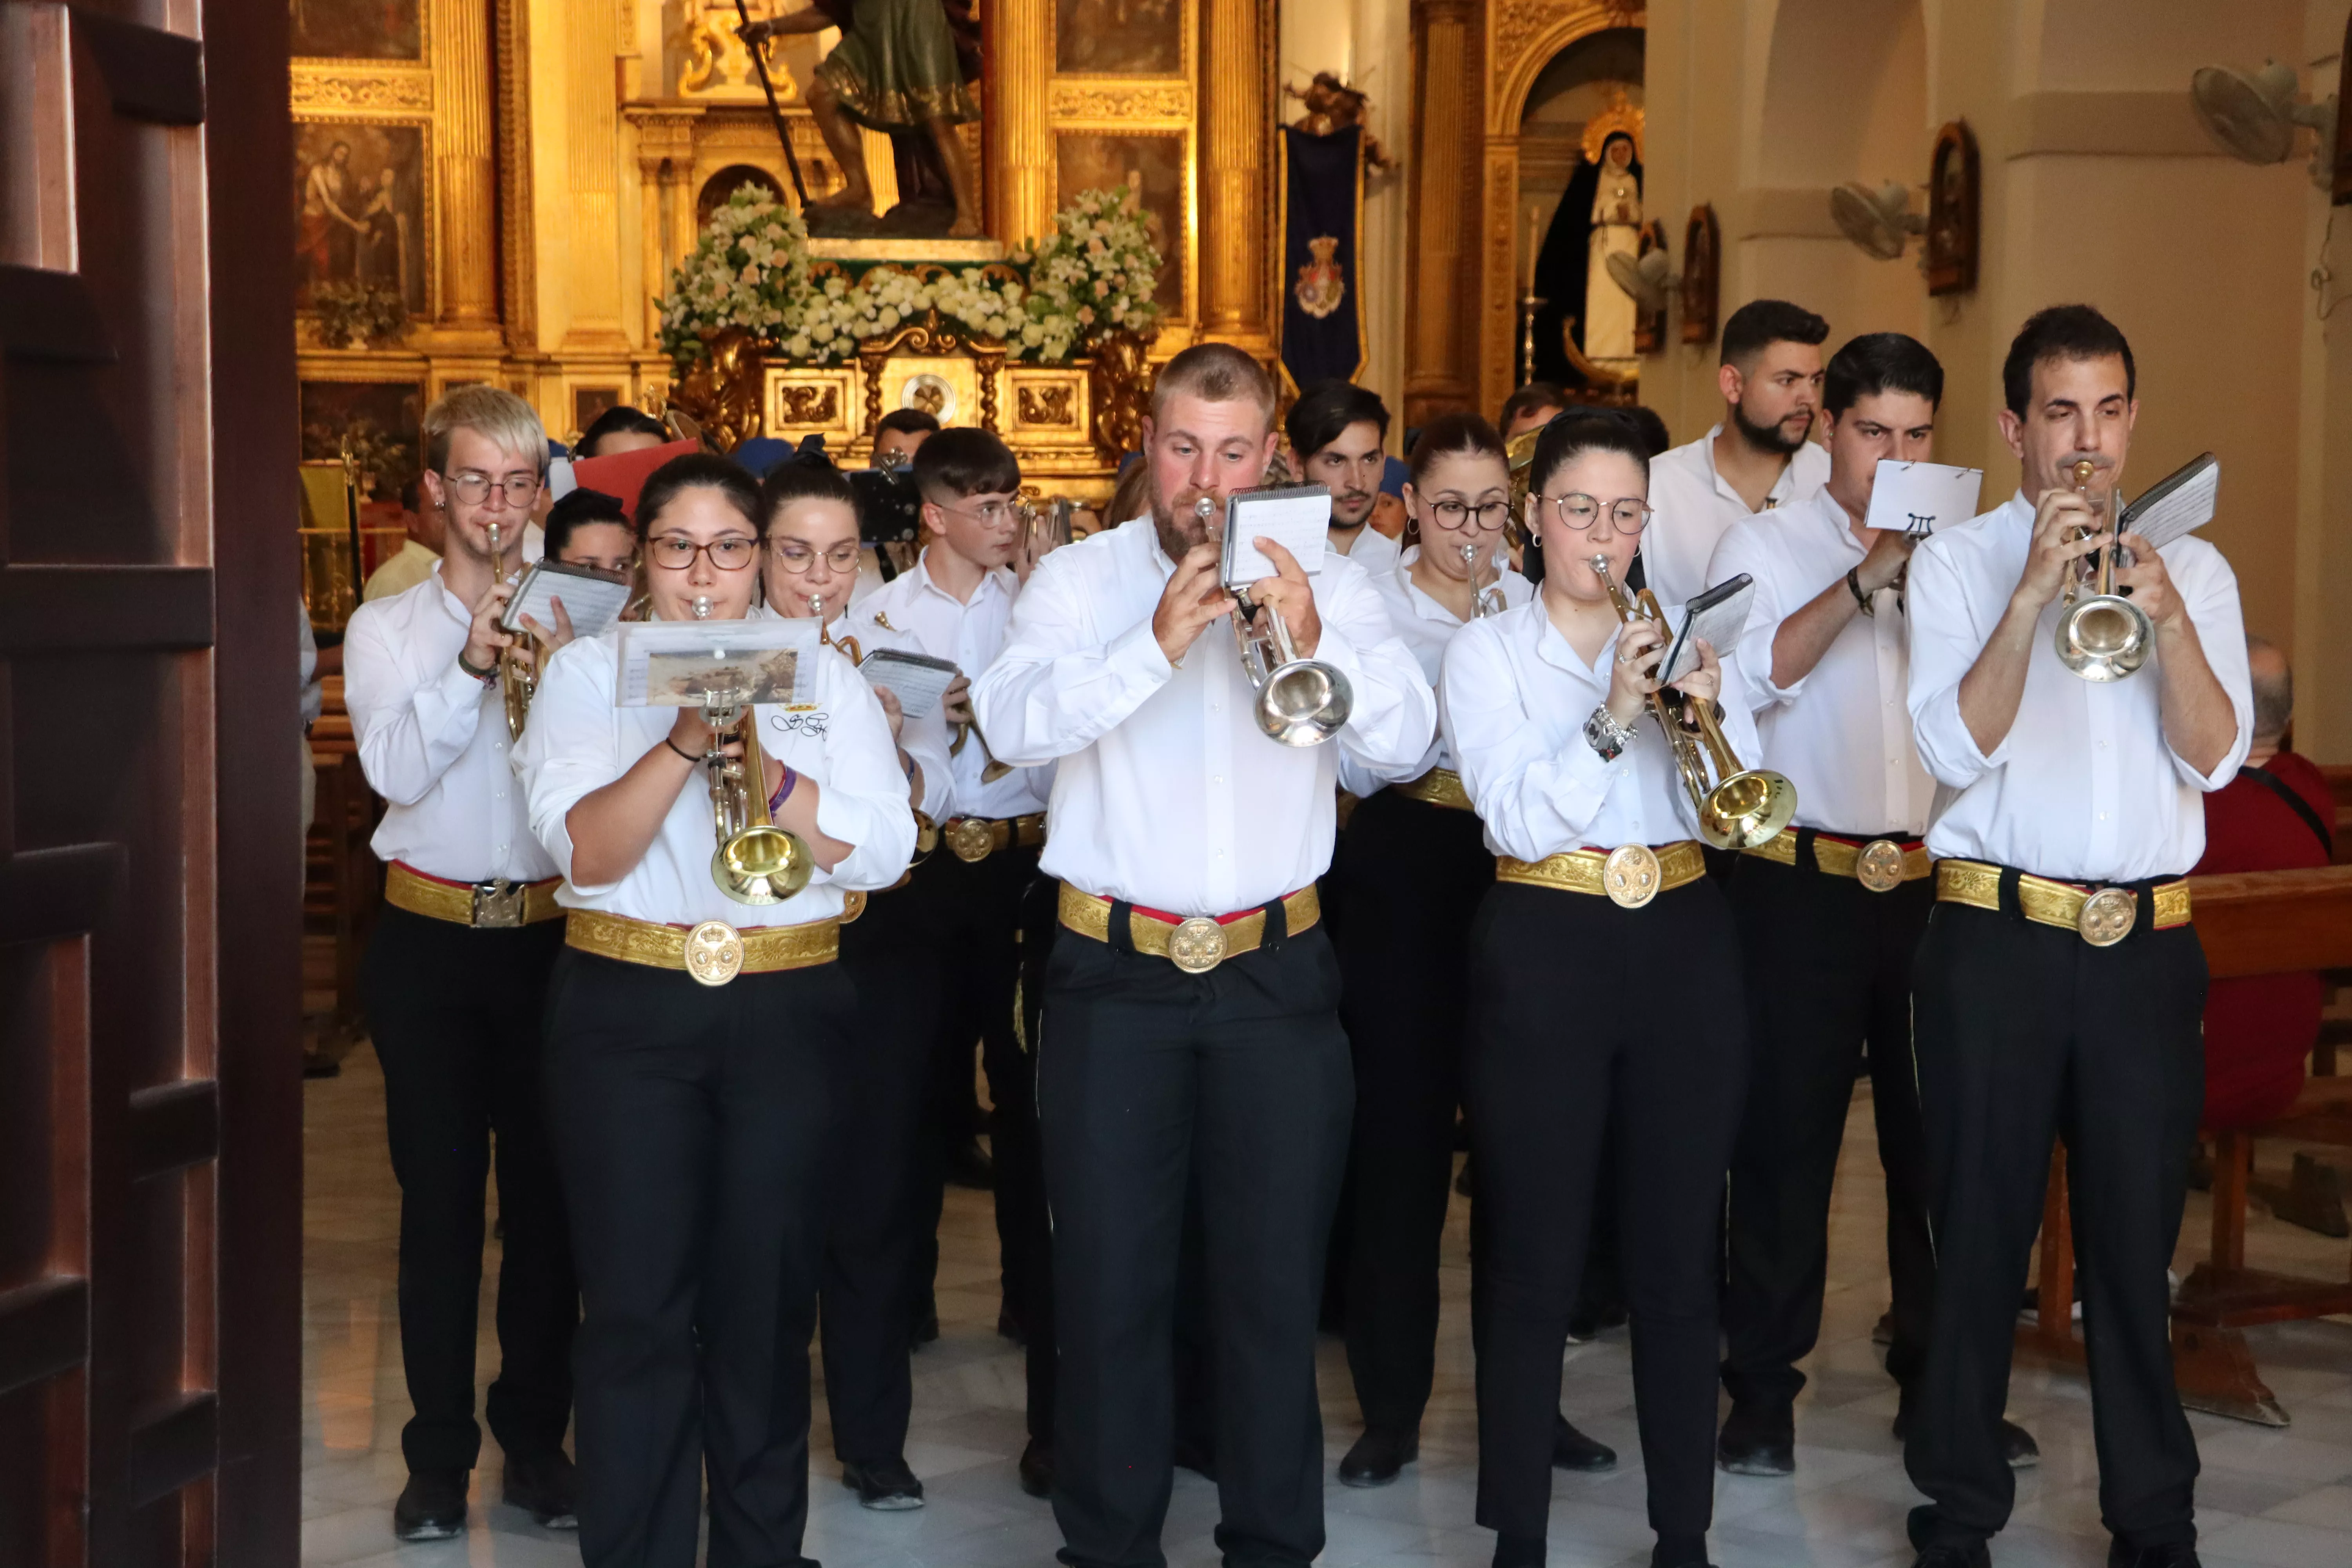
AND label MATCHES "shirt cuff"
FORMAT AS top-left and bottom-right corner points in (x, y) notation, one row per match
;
(1917, 684), (2008, 786)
